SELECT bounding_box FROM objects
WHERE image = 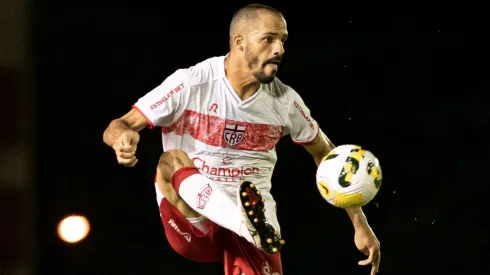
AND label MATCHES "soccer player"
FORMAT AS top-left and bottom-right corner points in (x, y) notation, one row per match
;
(103, 4), (381, 275)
